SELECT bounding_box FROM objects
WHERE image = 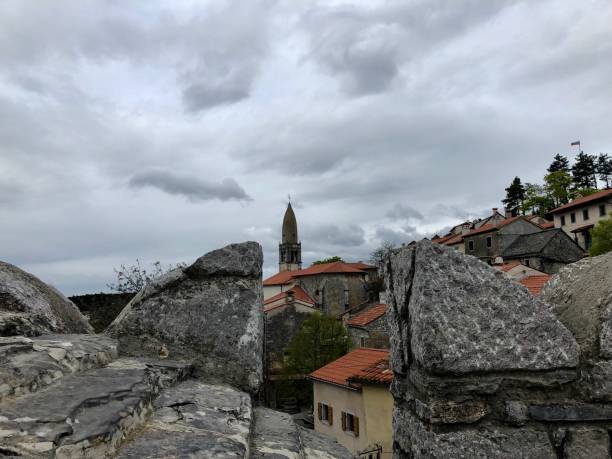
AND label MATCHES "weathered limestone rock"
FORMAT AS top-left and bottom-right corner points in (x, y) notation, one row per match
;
(0, 261), (93, 336)
(563, 428), (610, 459)
(117, 380), (252, 458)
(0, 334), (117, 401)
(394, 407), (556, 459)
(106, 242), (264, 394)
(0, 358), (191, 458)
(385, 240), (578, 376)
(385, 241), (585, 458)
(541, 251), (612, 359)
